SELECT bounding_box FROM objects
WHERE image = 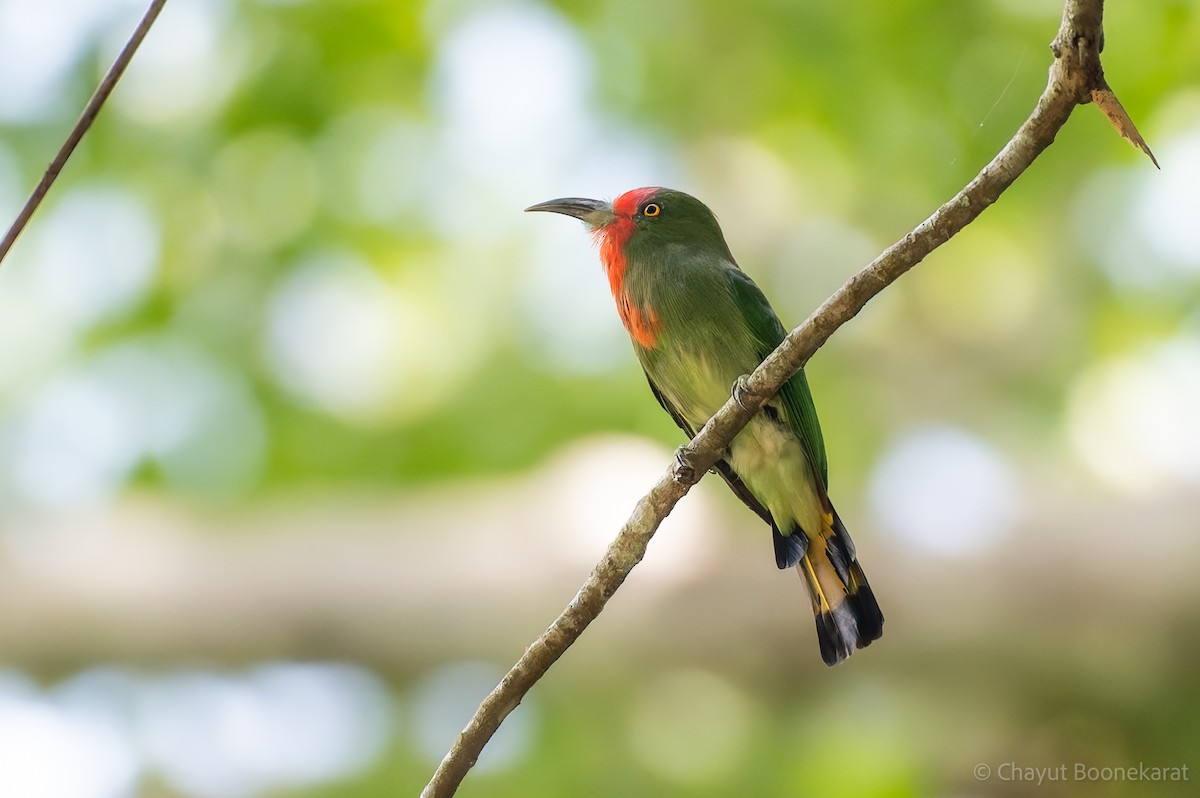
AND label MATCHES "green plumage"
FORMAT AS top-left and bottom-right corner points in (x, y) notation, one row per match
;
(620, 192), (828, 548)
(526, 187), (883, 665)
